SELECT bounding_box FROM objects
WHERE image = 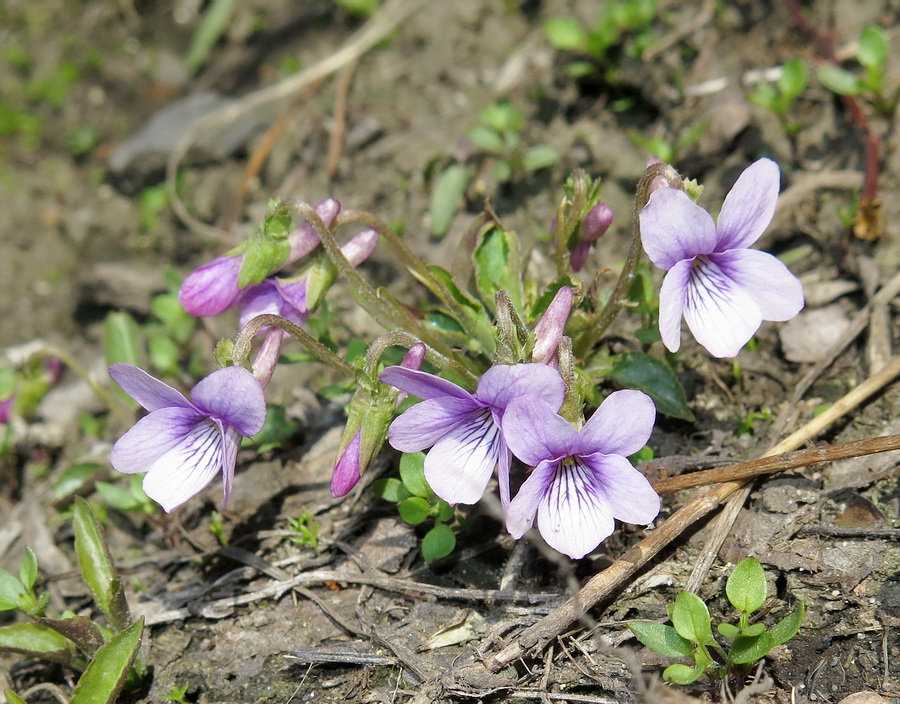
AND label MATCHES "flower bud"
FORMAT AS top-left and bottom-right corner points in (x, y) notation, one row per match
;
(179, 254), (244, 316)
(286, 198), (341, 264)
(395, 342), (426, 406)
(532, 286), (573, 365)
(581, 203), (613, 242)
